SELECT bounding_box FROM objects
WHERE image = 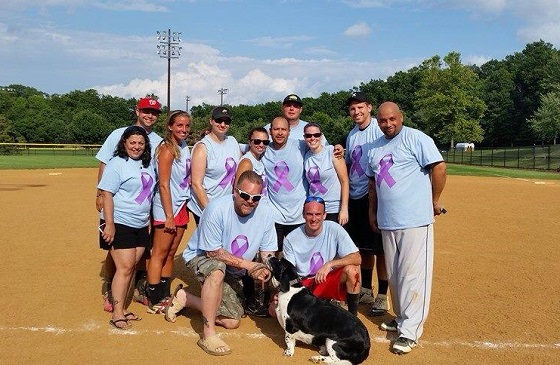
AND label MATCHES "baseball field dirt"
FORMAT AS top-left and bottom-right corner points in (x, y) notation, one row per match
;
(0, 168), (559, 364)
